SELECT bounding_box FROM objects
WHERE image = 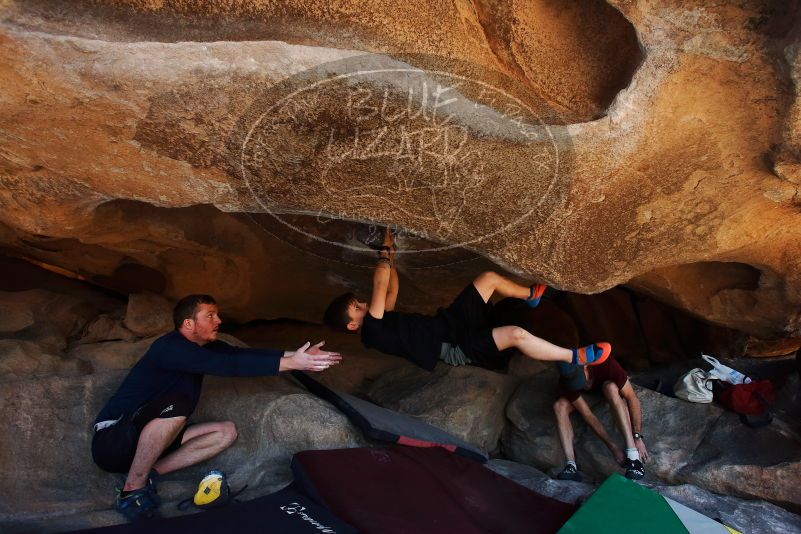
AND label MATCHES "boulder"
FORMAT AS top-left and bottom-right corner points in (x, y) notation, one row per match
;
(124, 292), (173, 337)
(366, 364), (518, 453)
(676, 409), (801, 510)
(0, 289), (106, 352)
(0, 339), (90, 380)
(67, 337), (157, 372)
(77, 314), (137, 345)
(507, 355), (549, 380)
(0, 372), (125, 522)
(0, 291), (38, 333)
